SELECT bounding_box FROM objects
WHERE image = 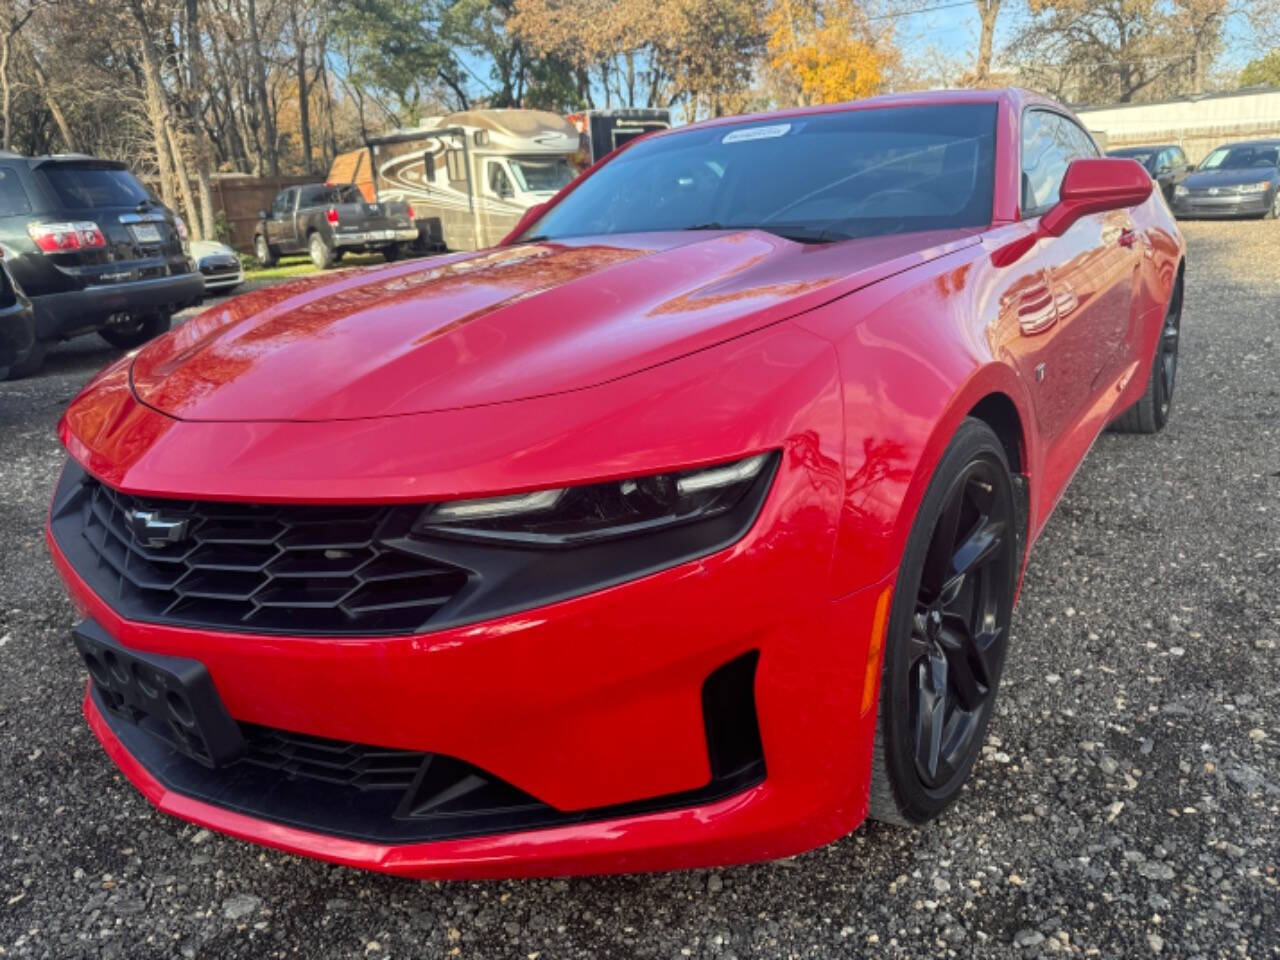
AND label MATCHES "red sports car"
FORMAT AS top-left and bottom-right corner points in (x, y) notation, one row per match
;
(48, 89), (1184, 879)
